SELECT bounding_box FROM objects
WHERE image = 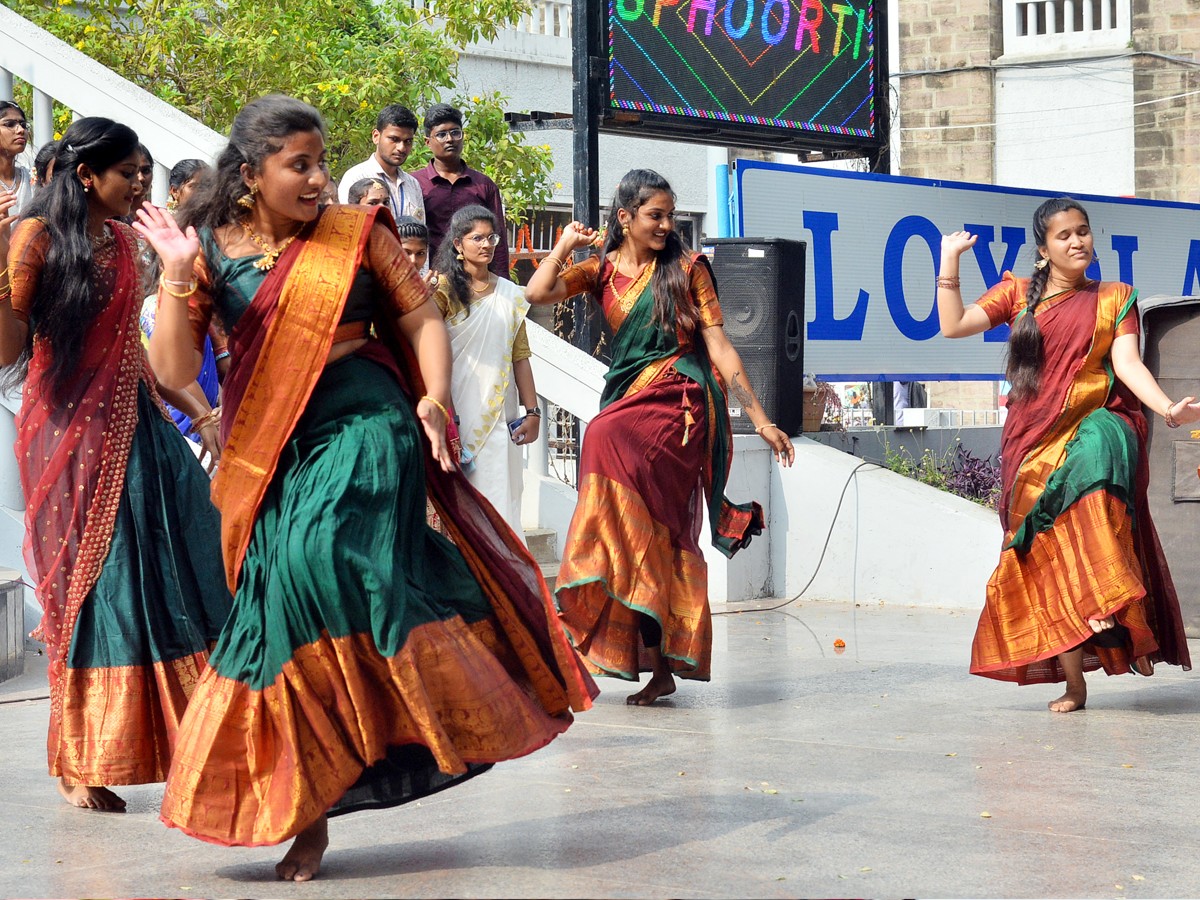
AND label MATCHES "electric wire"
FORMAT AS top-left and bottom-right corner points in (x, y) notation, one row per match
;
(714, 460), (879, 617)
